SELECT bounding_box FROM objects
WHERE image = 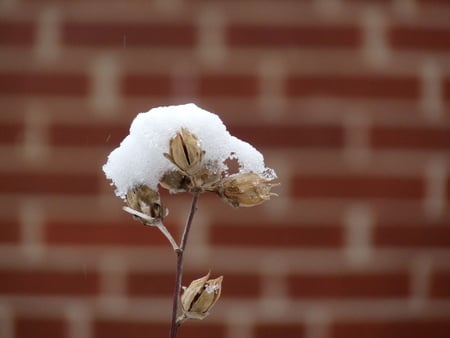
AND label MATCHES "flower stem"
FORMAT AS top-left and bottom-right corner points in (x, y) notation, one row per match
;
(169, 190), (200, 338)
(122, 206), (179, 251)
